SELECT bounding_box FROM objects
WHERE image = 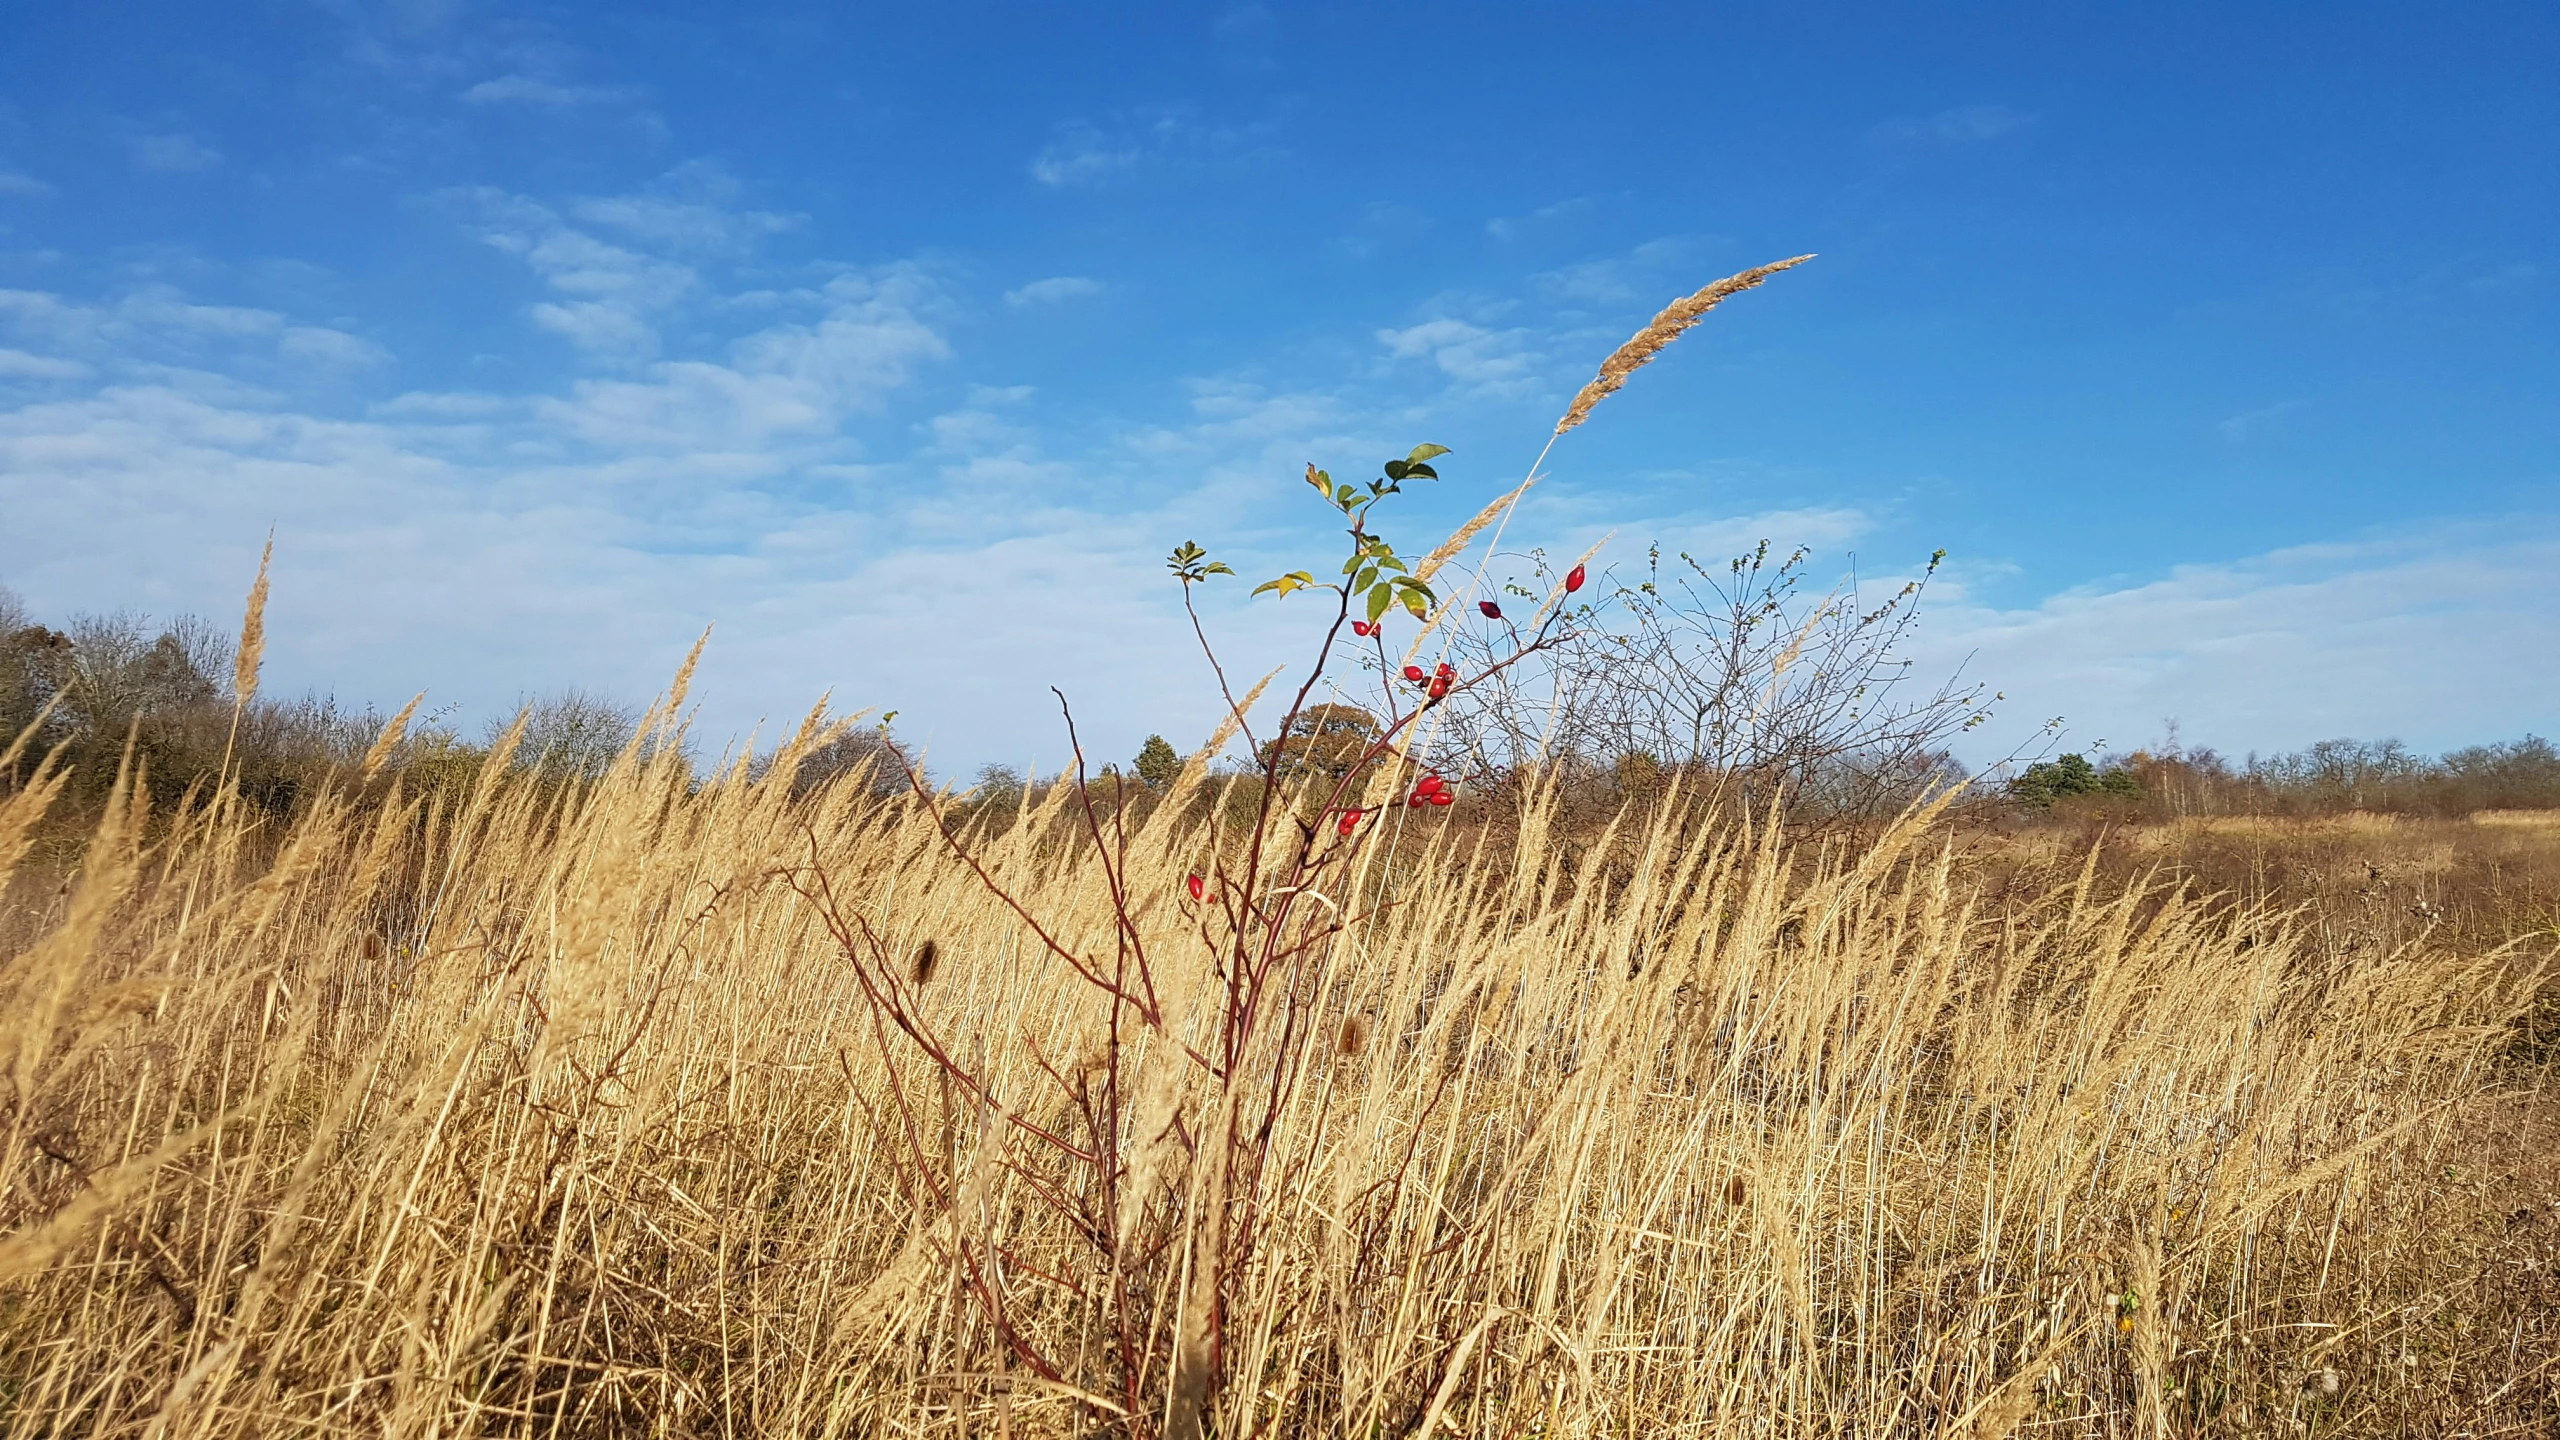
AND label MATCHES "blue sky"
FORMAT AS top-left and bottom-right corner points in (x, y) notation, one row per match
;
(1, 1), (2553, 773)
